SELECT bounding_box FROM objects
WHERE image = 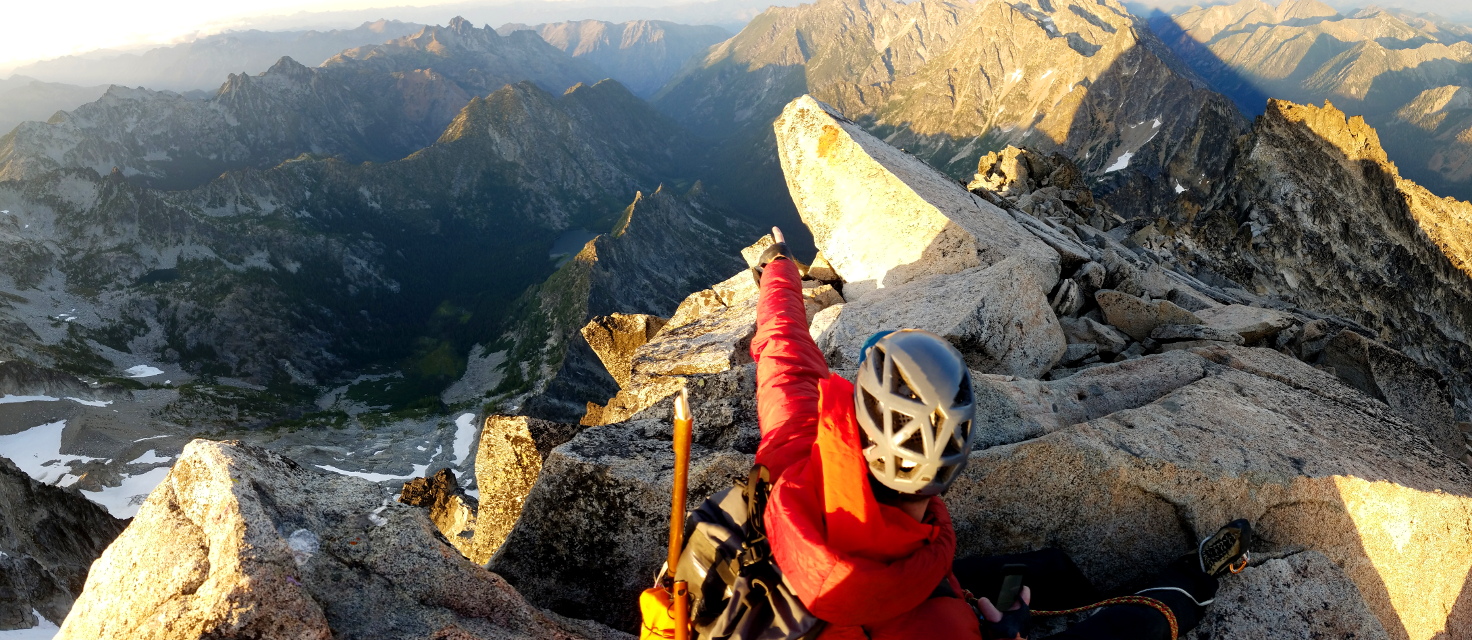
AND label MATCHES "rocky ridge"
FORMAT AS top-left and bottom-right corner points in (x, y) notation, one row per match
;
(53, 439), (627, 640)
(468, 96), (1472, 638)
(1155, 0), (1472, 200)
(1156, 99), (1472, 421)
